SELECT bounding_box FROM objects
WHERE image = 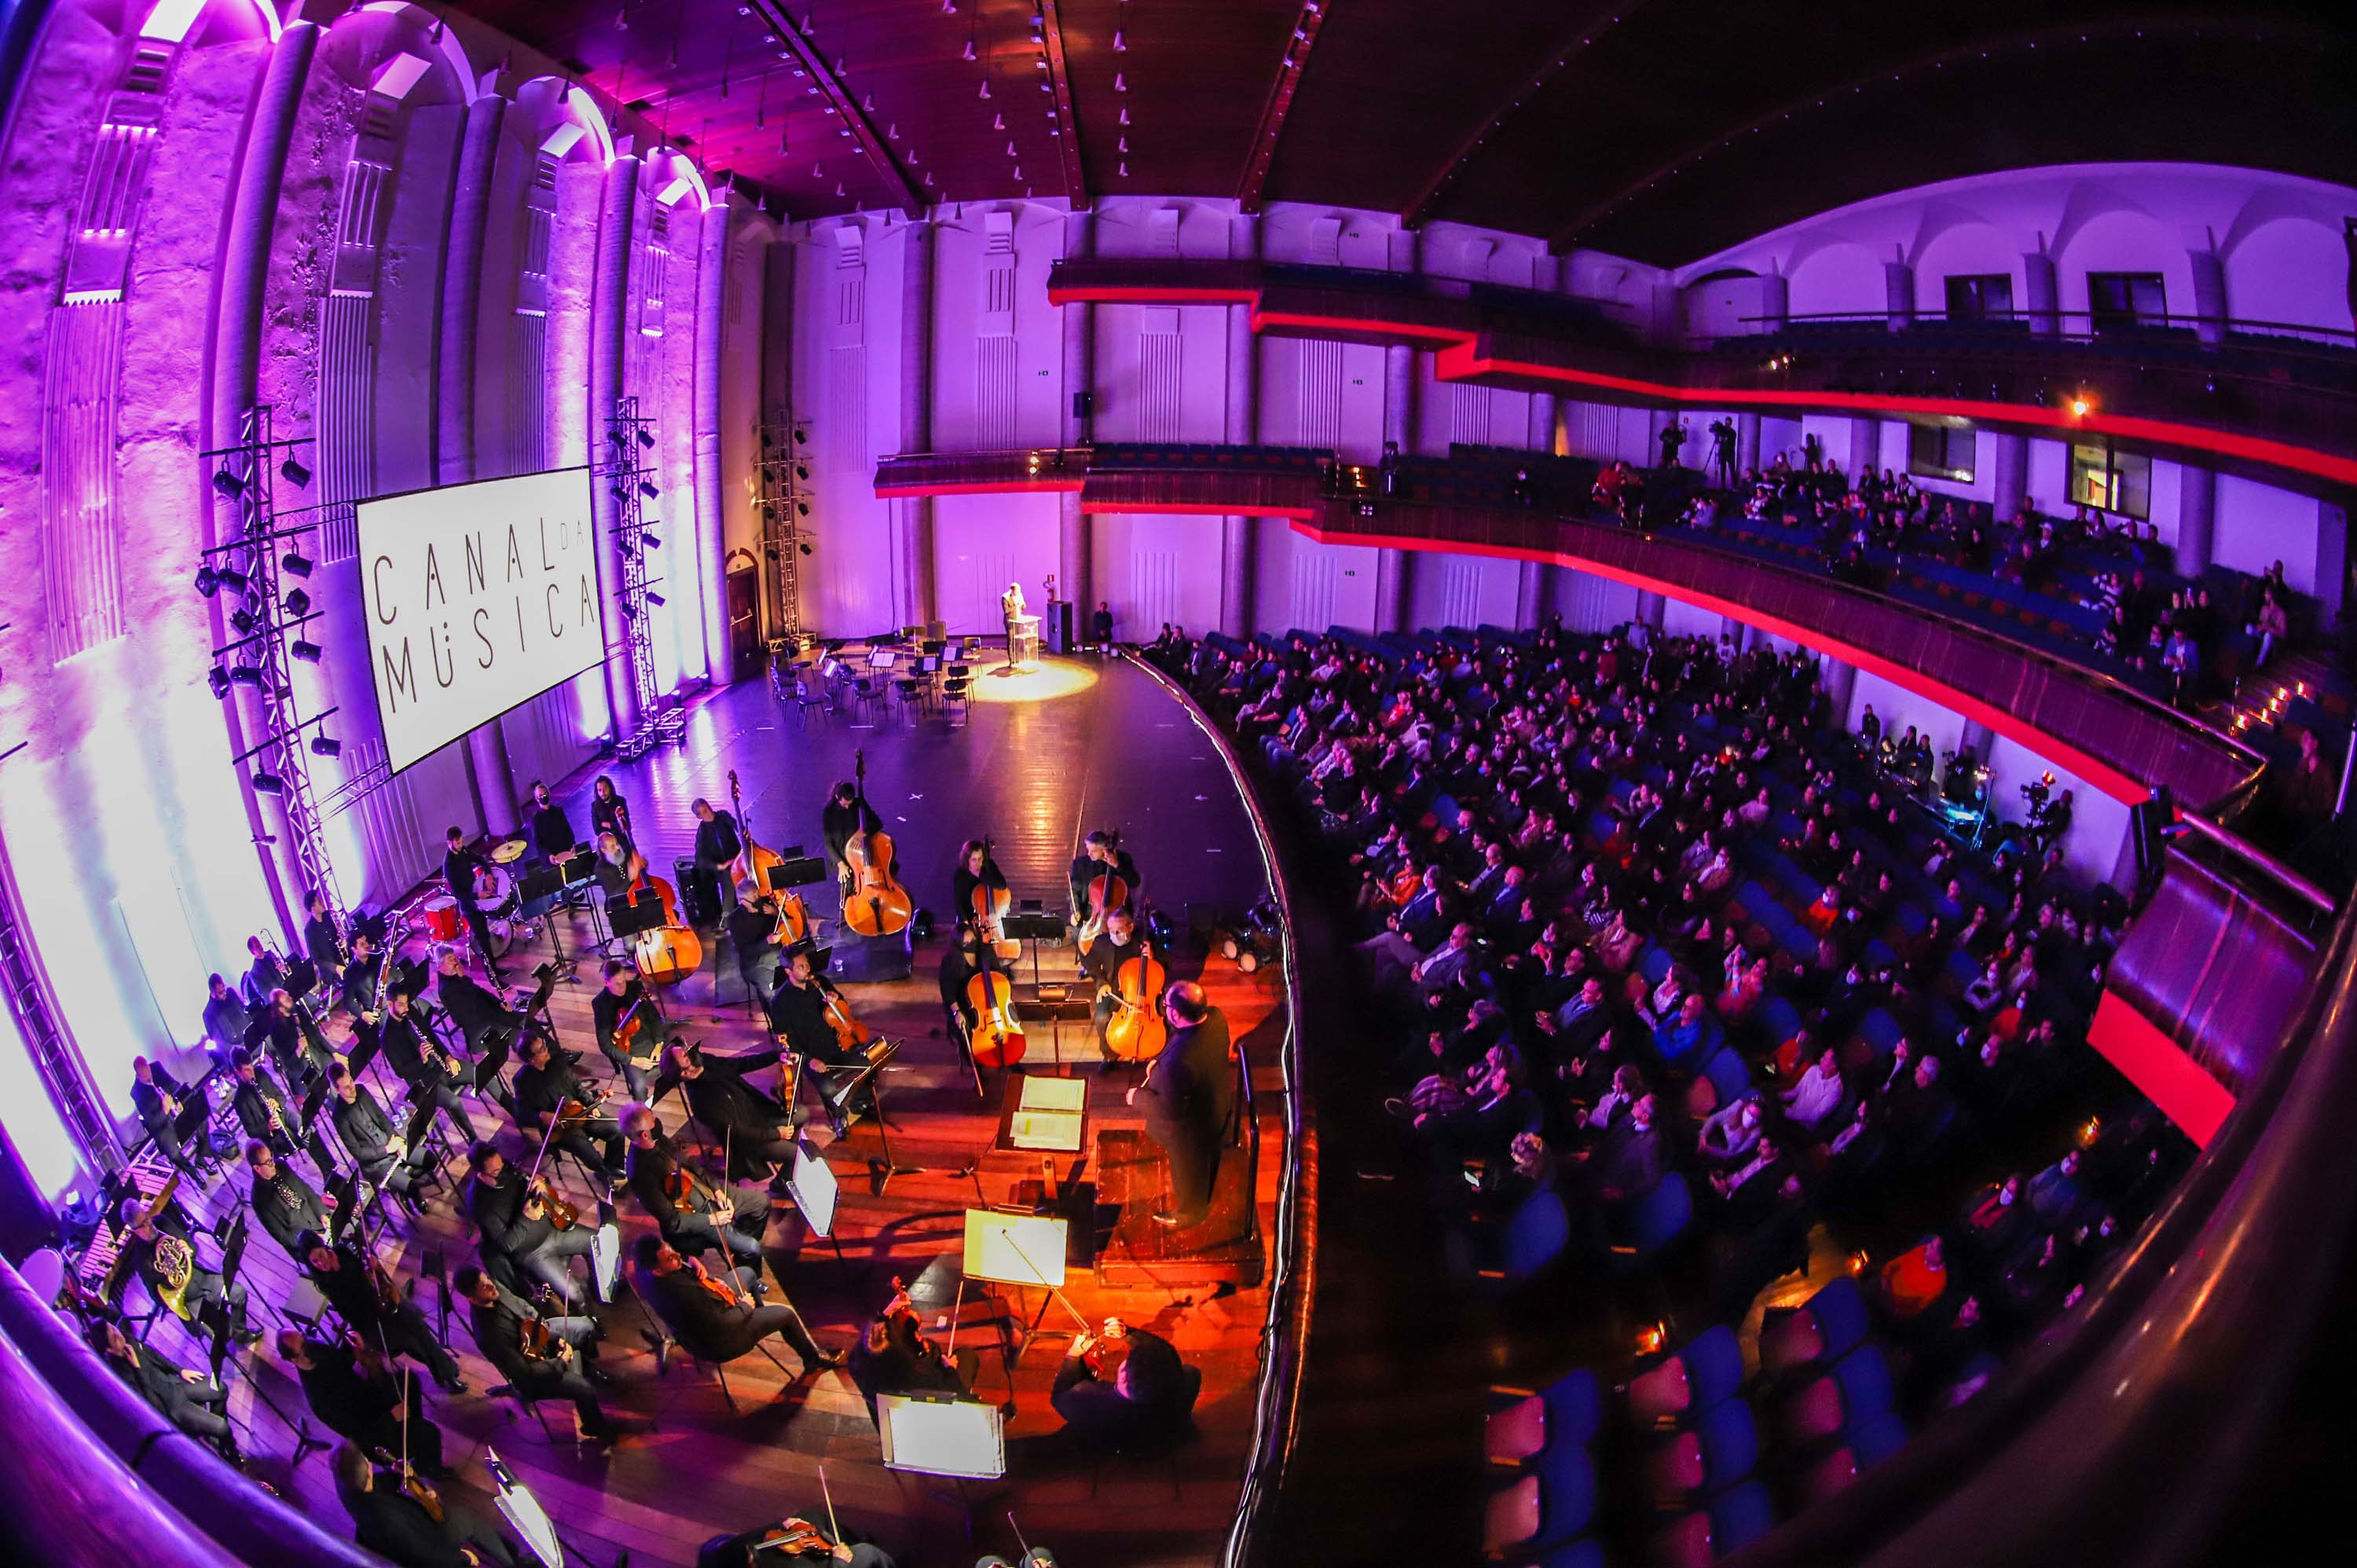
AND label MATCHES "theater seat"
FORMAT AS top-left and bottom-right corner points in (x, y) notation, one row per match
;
(1485, 1475), (1541, 1555)
(1760, 1276), (1871, 1376)
(1651, 1479), (1777, 1566)
(1610, 1173), (1694, 1273)
(1645, 1399), (1758, 1500)
(1628, 1323), (1743, 1425)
